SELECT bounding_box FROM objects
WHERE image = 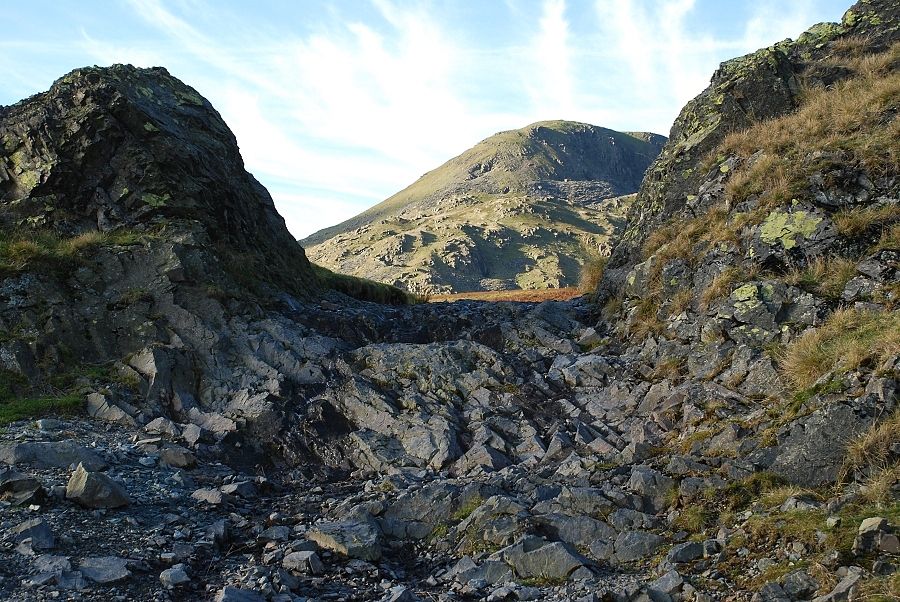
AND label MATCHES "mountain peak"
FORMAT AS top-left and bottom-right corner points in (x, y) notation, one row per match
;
(302, 120), (665, 293)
